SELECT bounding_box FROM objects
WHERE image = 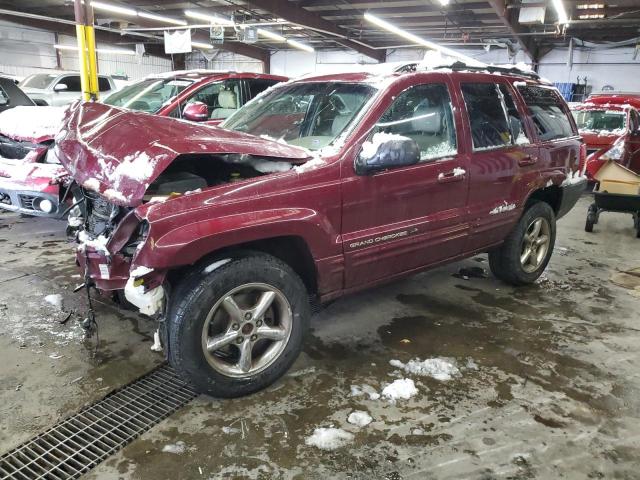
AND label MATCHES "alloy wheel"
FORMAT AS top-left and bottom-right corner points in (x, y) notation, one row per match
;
(520, 217), (551, 273)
